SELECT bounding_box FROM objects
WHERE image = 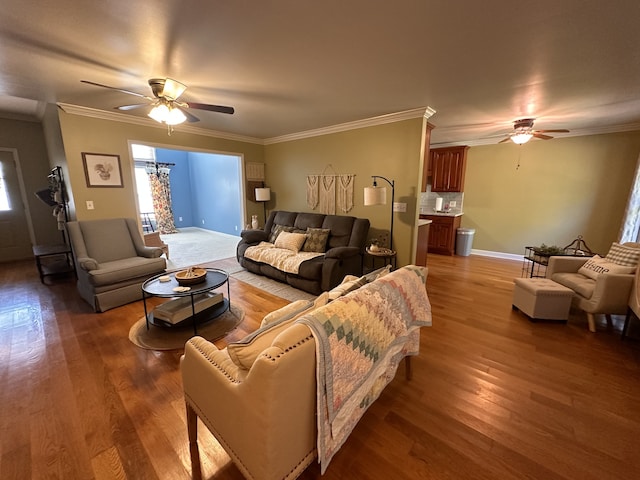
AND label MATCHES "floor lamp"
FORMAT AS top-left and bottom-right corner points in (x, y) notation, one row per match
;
(255, 187), (271, 225)
(363, 175), (395, 251)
